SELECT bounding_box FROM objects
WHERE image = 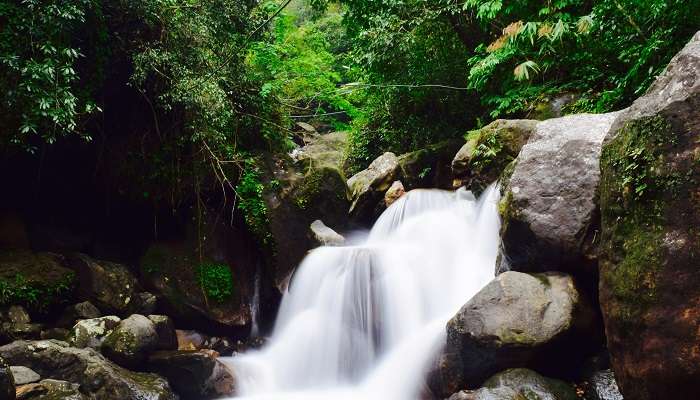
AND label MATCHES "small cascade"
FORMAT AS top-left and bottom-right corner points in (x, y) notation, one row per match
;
(223, 185), (501, 400)
(249, 265), (262, 337)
